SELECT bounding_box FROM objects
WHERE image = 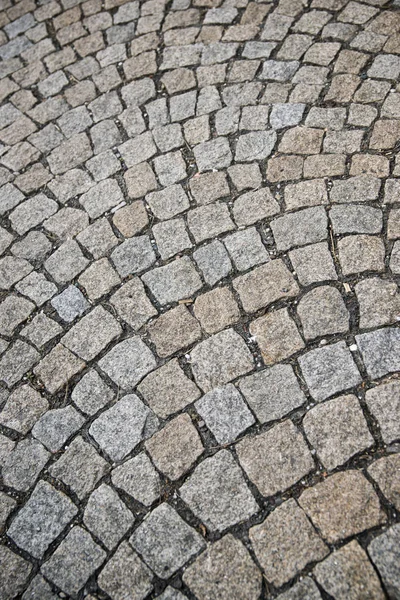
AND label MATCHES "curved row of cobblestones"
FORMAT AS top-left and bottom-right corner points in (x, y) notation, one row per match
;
(0, 0), (400, 598)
